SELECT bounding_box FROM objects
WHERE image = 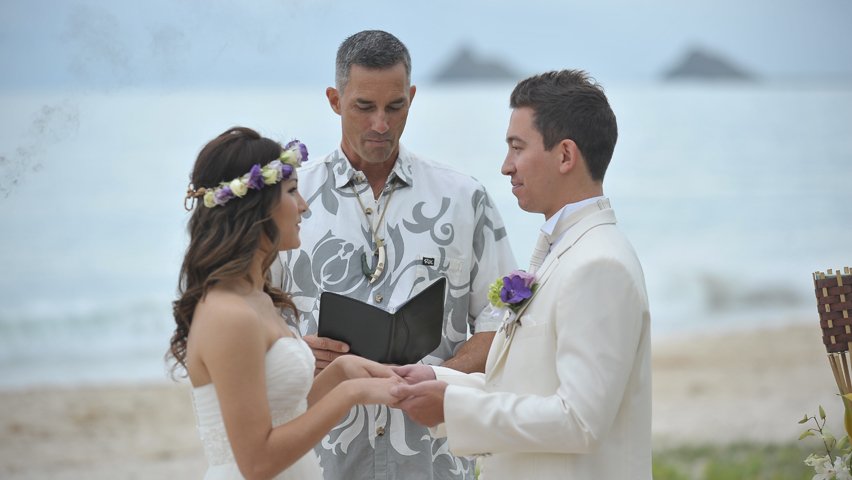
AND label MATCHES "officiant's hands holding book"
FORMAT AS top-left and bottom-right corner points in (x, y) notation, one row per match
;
(303, 334), (350, 374)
